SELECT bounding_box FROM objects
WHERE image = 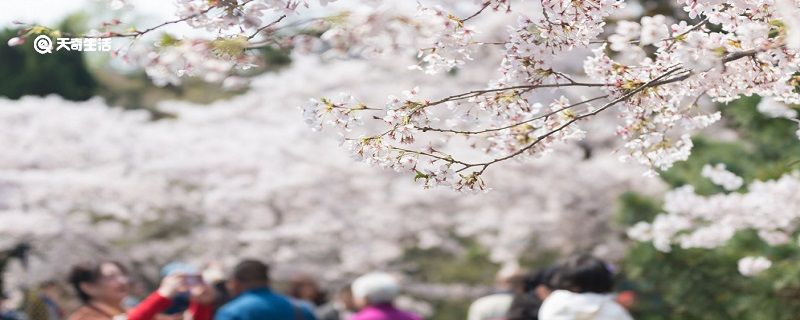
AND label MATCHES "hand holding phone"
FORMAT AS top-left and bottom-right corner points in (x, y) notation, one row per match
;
(184, 274), (203, 287)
